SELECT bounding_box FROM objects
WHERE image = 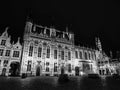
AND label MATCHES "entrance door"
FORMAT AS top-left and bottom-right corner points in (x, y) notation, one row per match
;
(75, 67), (79, 76)
(36, 66), (41, 76)
(2, 68), (6, 76)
